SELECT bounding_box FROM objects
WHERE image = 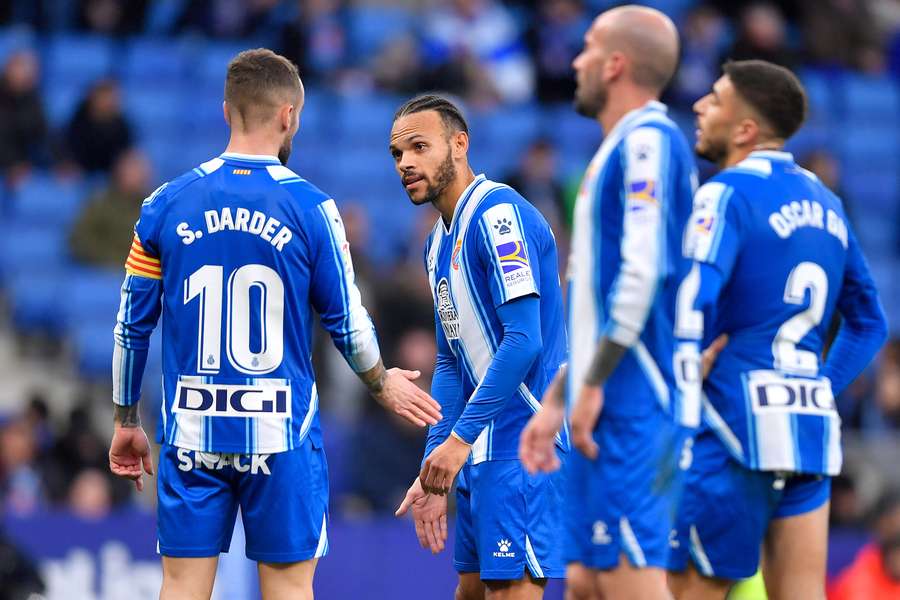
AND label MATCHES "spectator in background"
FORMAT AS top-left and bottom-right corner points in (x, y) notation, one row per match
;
(279, 0), (350, 85)
(422, 0), (534, 105)
(801, 0), (884, 72)
(77, 0), (149, 35)
(0, 50), (48, 184)
(831, 488), (900, 599)
(874, 340), (900, 430)
(0, 417), (45, 515)
(65, 79), (133, 174)
(68, 468), (113, 520)
(68, 148), (151, 269)
(525, 0), (590, 104)
(725, 3), (797, 68)
(175, 0), (285, 38)
(504, 138), (566, 232)
(669, 5), (728, 110)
